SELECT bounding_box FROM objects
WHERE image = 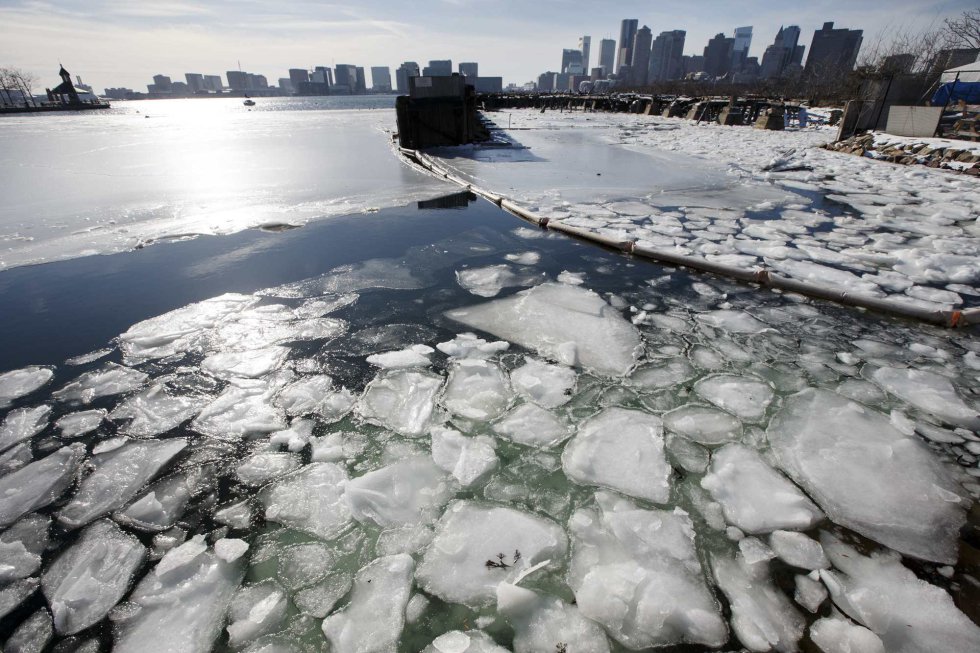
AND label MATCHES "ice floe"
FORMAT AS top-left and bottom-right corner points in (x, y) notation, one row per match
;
(0, 445), (85, 528)
(871, 366), (979, 429)
(694, 374), (774, 422)
(456, 264), (541, 297)
(346, 455), (453, 527)
(53, 363), (148, 404)
(497, 583), (610, 653)
(109, 385), (205, 437)
(442, 359), (513, 421)
(0, 366), (54, 408)
(0, 404), (51, 453)
(431, 427), (498, 487)
(259, 463), (351, 539)
(663, 404), (742, 446)
(358, 369), (442, 436)
(491, 403), (569, 449)
(509, 358), (576, 408)
(55, 409), (105, 438)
